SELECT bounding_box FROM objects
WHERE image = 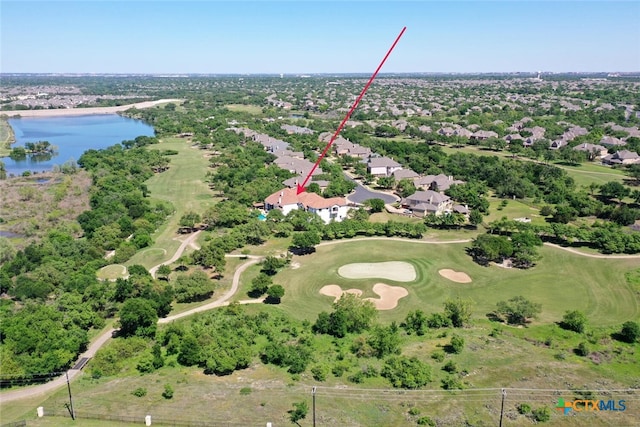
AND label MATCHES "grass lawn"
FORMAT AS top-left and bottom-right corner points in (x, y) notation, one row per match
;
(485, 198), (547, 225)
(275, 239), (639, 326)
(225, 104), (263, 114)
(96, 264), (128, 281)
(125, 138), (218, 270)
